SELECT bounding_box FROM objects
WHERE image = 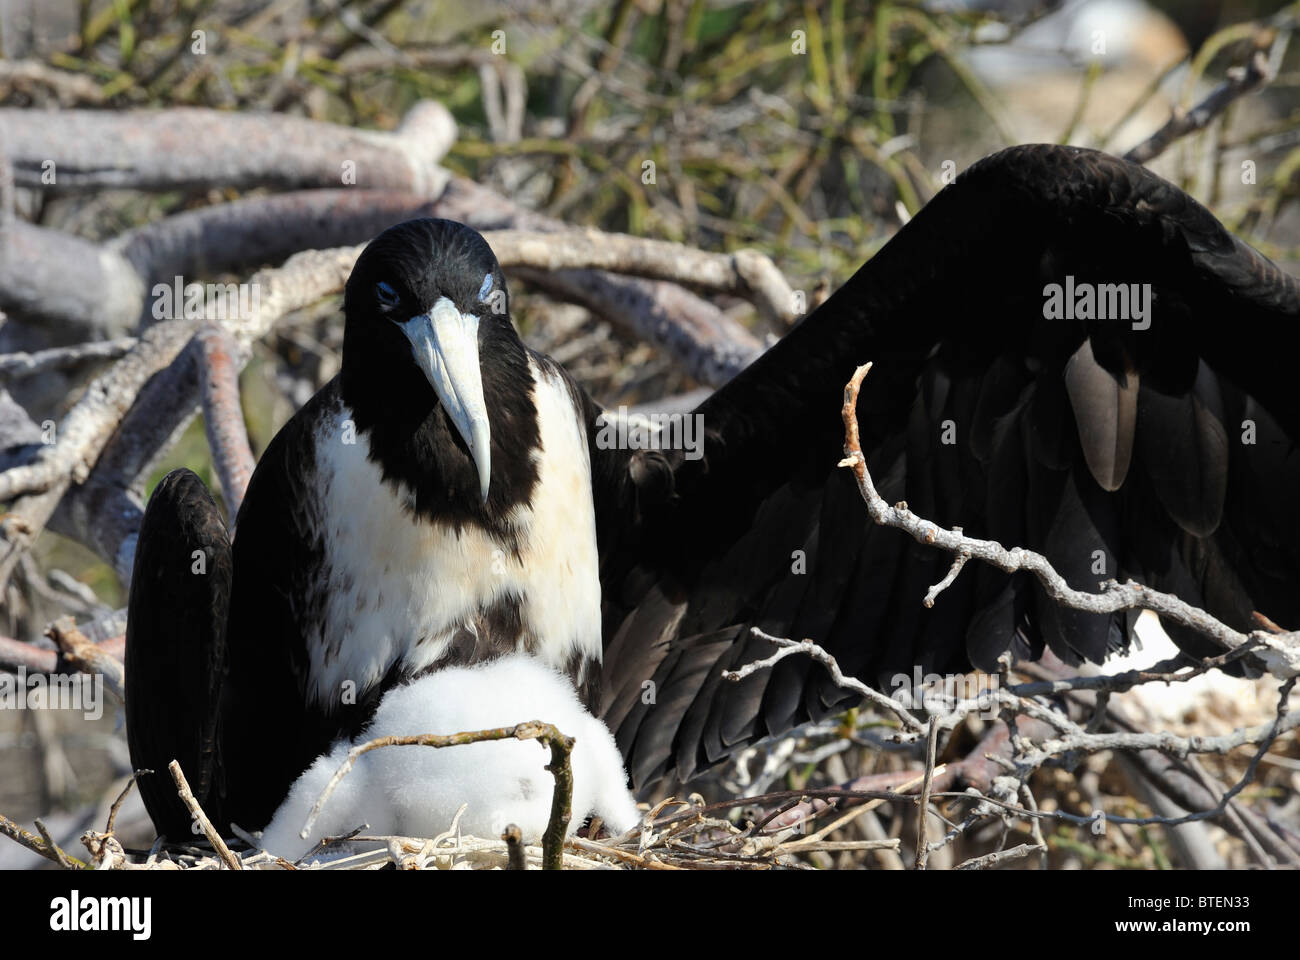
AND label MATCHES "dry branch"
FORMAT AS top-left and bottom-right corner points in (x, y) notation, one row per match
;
(954, 842), (1044, 871)
(0, 101), (455, 195)
(168, 760), (241, 870)
(0, 338), (138, 379)
(0, 630), (123, 675)
(2, 192), (440, 336)
(1, 221), (145, 339)
(4, 101), (758, 370)
(0, 811), (86, 869)
(196, 326), (254, 518)
(483, 228), (796, 326)
(45, 615), (124, 701)
(0, 320), (200, 591)
(724, 631), (925, 734)
(1125, 44), (1280, 165)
